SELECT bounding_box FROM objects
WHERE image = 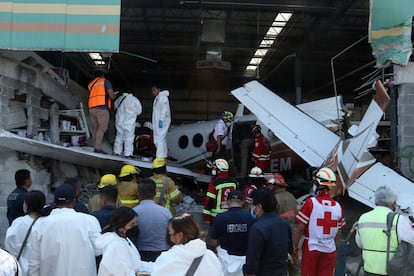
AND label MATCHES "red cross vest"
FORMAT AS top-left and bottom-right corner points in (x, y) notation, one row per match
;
(308, 197), (342, 253)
